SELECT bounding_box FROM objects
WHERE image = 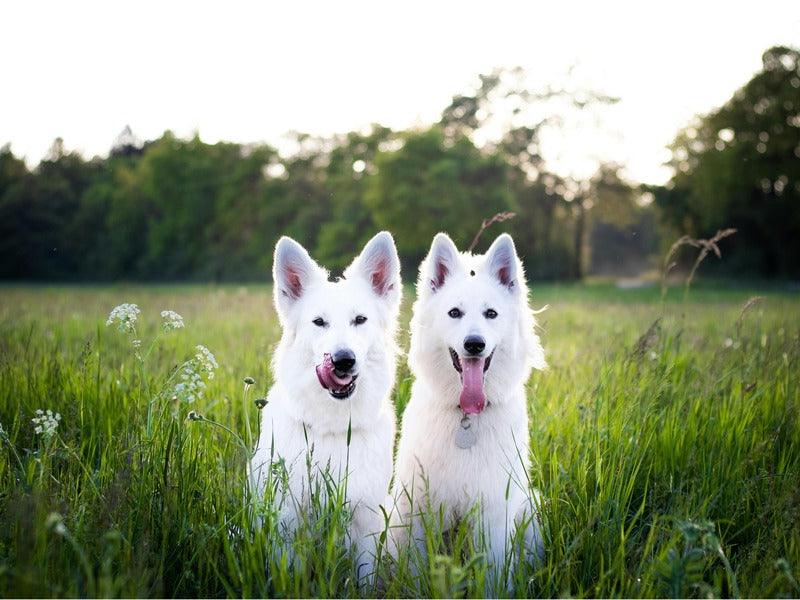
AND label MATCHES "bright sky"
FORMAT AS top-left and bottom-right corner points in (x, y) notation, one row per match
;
(1, 1), (798, 185)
